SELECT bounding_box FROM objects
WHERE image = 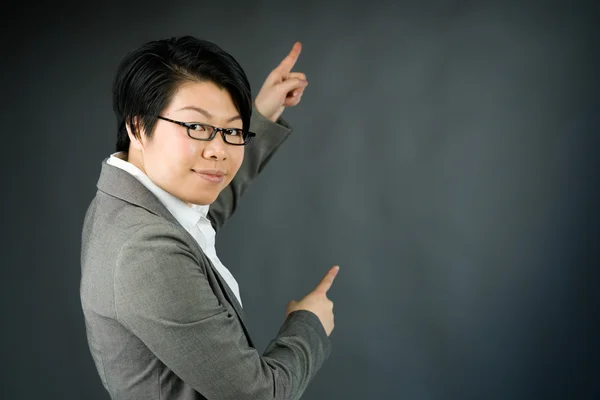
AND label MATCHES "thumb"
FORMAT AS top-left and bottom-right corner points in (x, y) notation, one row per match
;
(313, 266), (340, 295)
